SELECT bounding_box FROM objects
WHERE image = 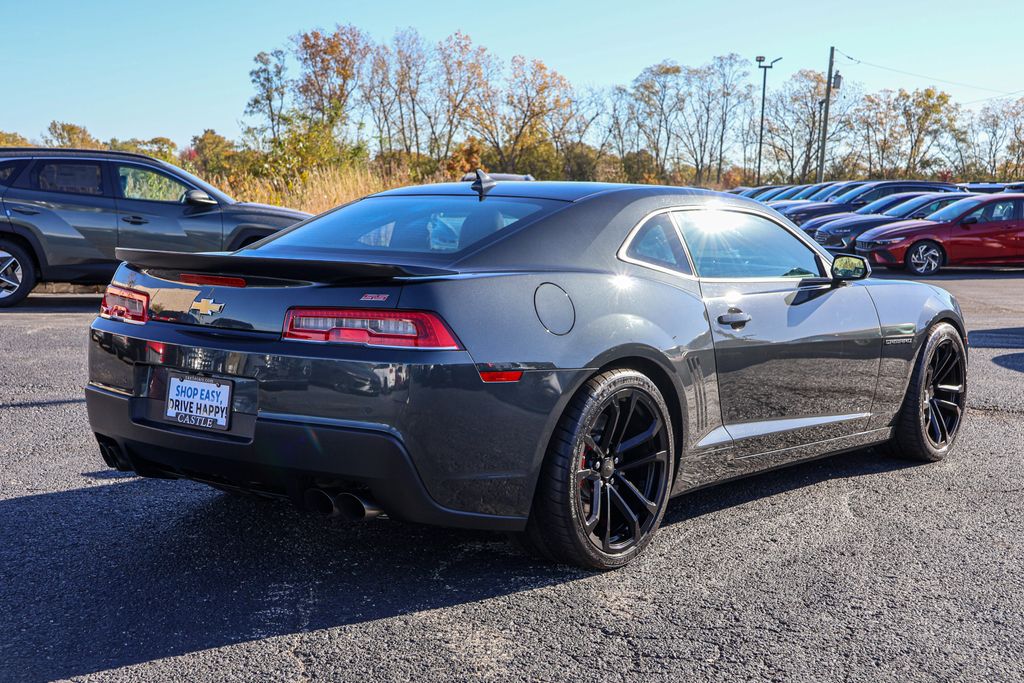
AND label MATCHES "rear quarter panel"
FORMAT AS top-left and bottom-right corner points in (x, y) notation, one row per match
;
(863, 278), (965, 429)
